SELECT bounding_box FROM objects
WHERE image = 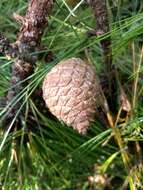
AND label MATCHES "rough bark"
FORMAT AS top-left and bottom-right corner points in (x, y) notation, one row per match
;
(88, 0), (119, 112)
(0, 33), (18, 59)
(1, 0), (53, 126)
(88, 0), (112, 73)
(88, 0), (131, 123)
